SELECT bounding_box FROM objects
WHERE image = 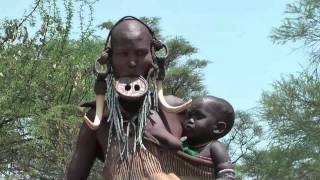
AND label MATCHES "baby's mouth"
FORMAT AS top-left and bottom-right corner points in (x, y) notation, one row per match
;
(185, 122), (195, 129)
(184, 118), (195, 129)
